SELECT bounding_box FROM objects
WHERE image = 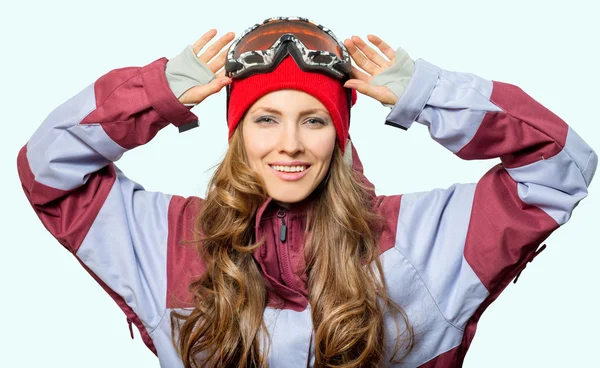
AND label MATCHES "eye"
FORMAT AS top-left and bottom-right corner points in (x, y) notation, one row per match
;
(256, 116), (277, 124)
(305, 118), (326, 126)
